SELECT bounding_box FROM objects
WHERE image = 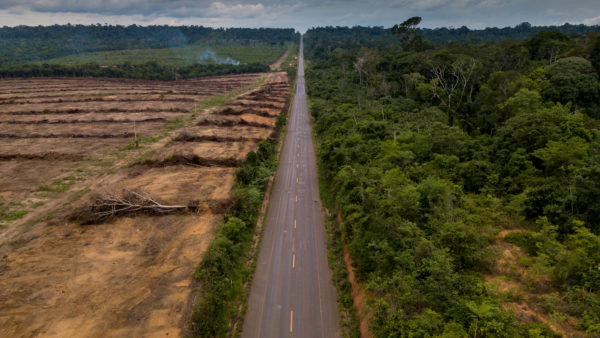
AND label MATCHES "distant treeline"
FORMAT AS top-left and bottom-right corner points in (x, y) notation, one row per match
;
(0, 61), (269, 81)
(309, 22), (600, 47)
(421, 22), (600, 43)
(0, 25), (299, 64)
